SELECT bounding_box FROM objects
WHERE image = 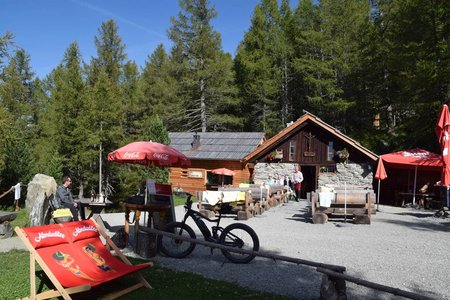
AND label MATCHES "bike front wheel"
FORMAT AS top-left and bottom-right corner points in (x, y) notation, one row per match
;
(158, 222), (196, 258)
(219, 223), (259, 264)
